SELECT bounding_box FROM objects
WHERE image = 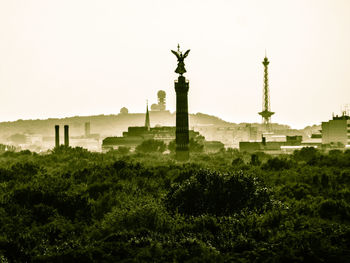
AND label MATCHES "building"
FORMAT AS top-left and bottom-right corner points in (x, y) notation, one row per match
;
(321, 114), (350, 147)
(102, 104), (224, 153)
(102, 103), (201, 151)
(239, 135), (317, 154)
(102, 126), (201, 151)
